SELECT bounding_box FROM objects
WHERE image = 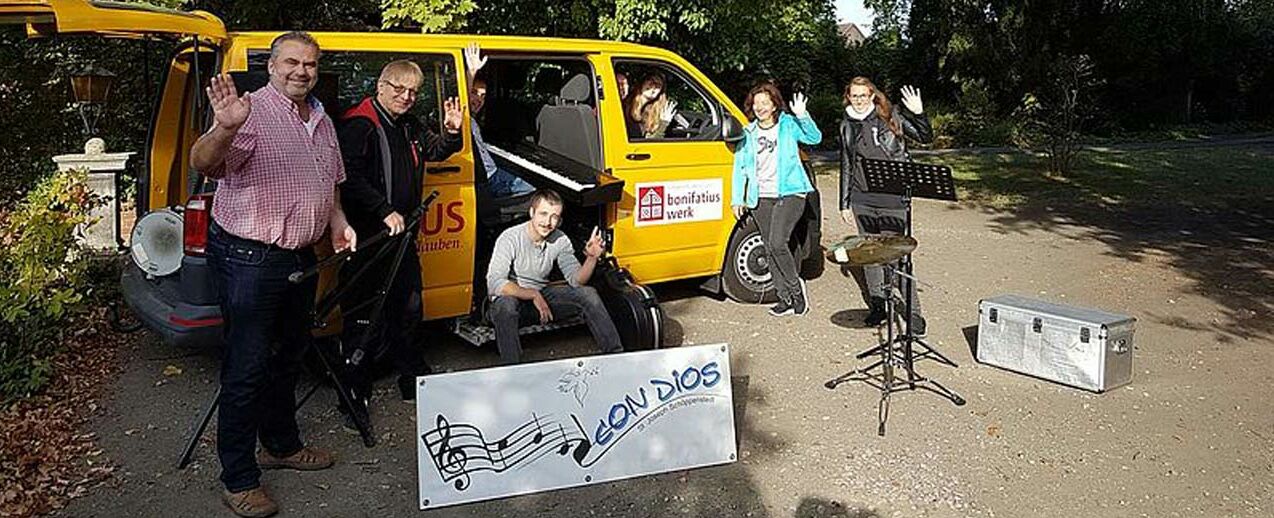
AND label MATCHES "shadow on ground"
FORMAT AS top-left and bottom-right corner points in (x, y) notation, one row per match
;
(938, 145), (1274, 342)
(795, 496), (884, 518)
(63, 310), (789, 517)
